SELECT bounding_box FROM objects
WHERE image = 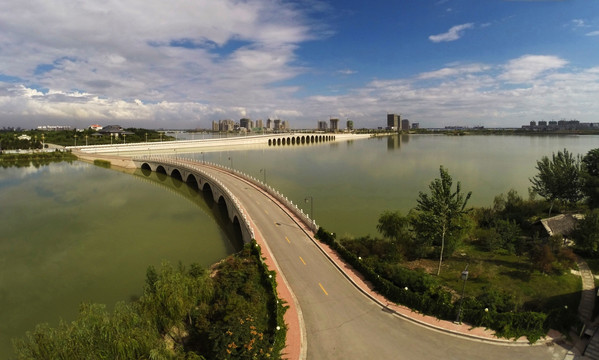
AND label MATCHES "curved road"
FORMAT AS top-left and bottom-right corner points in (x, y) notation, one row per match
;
(194, 163), (568, 360)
